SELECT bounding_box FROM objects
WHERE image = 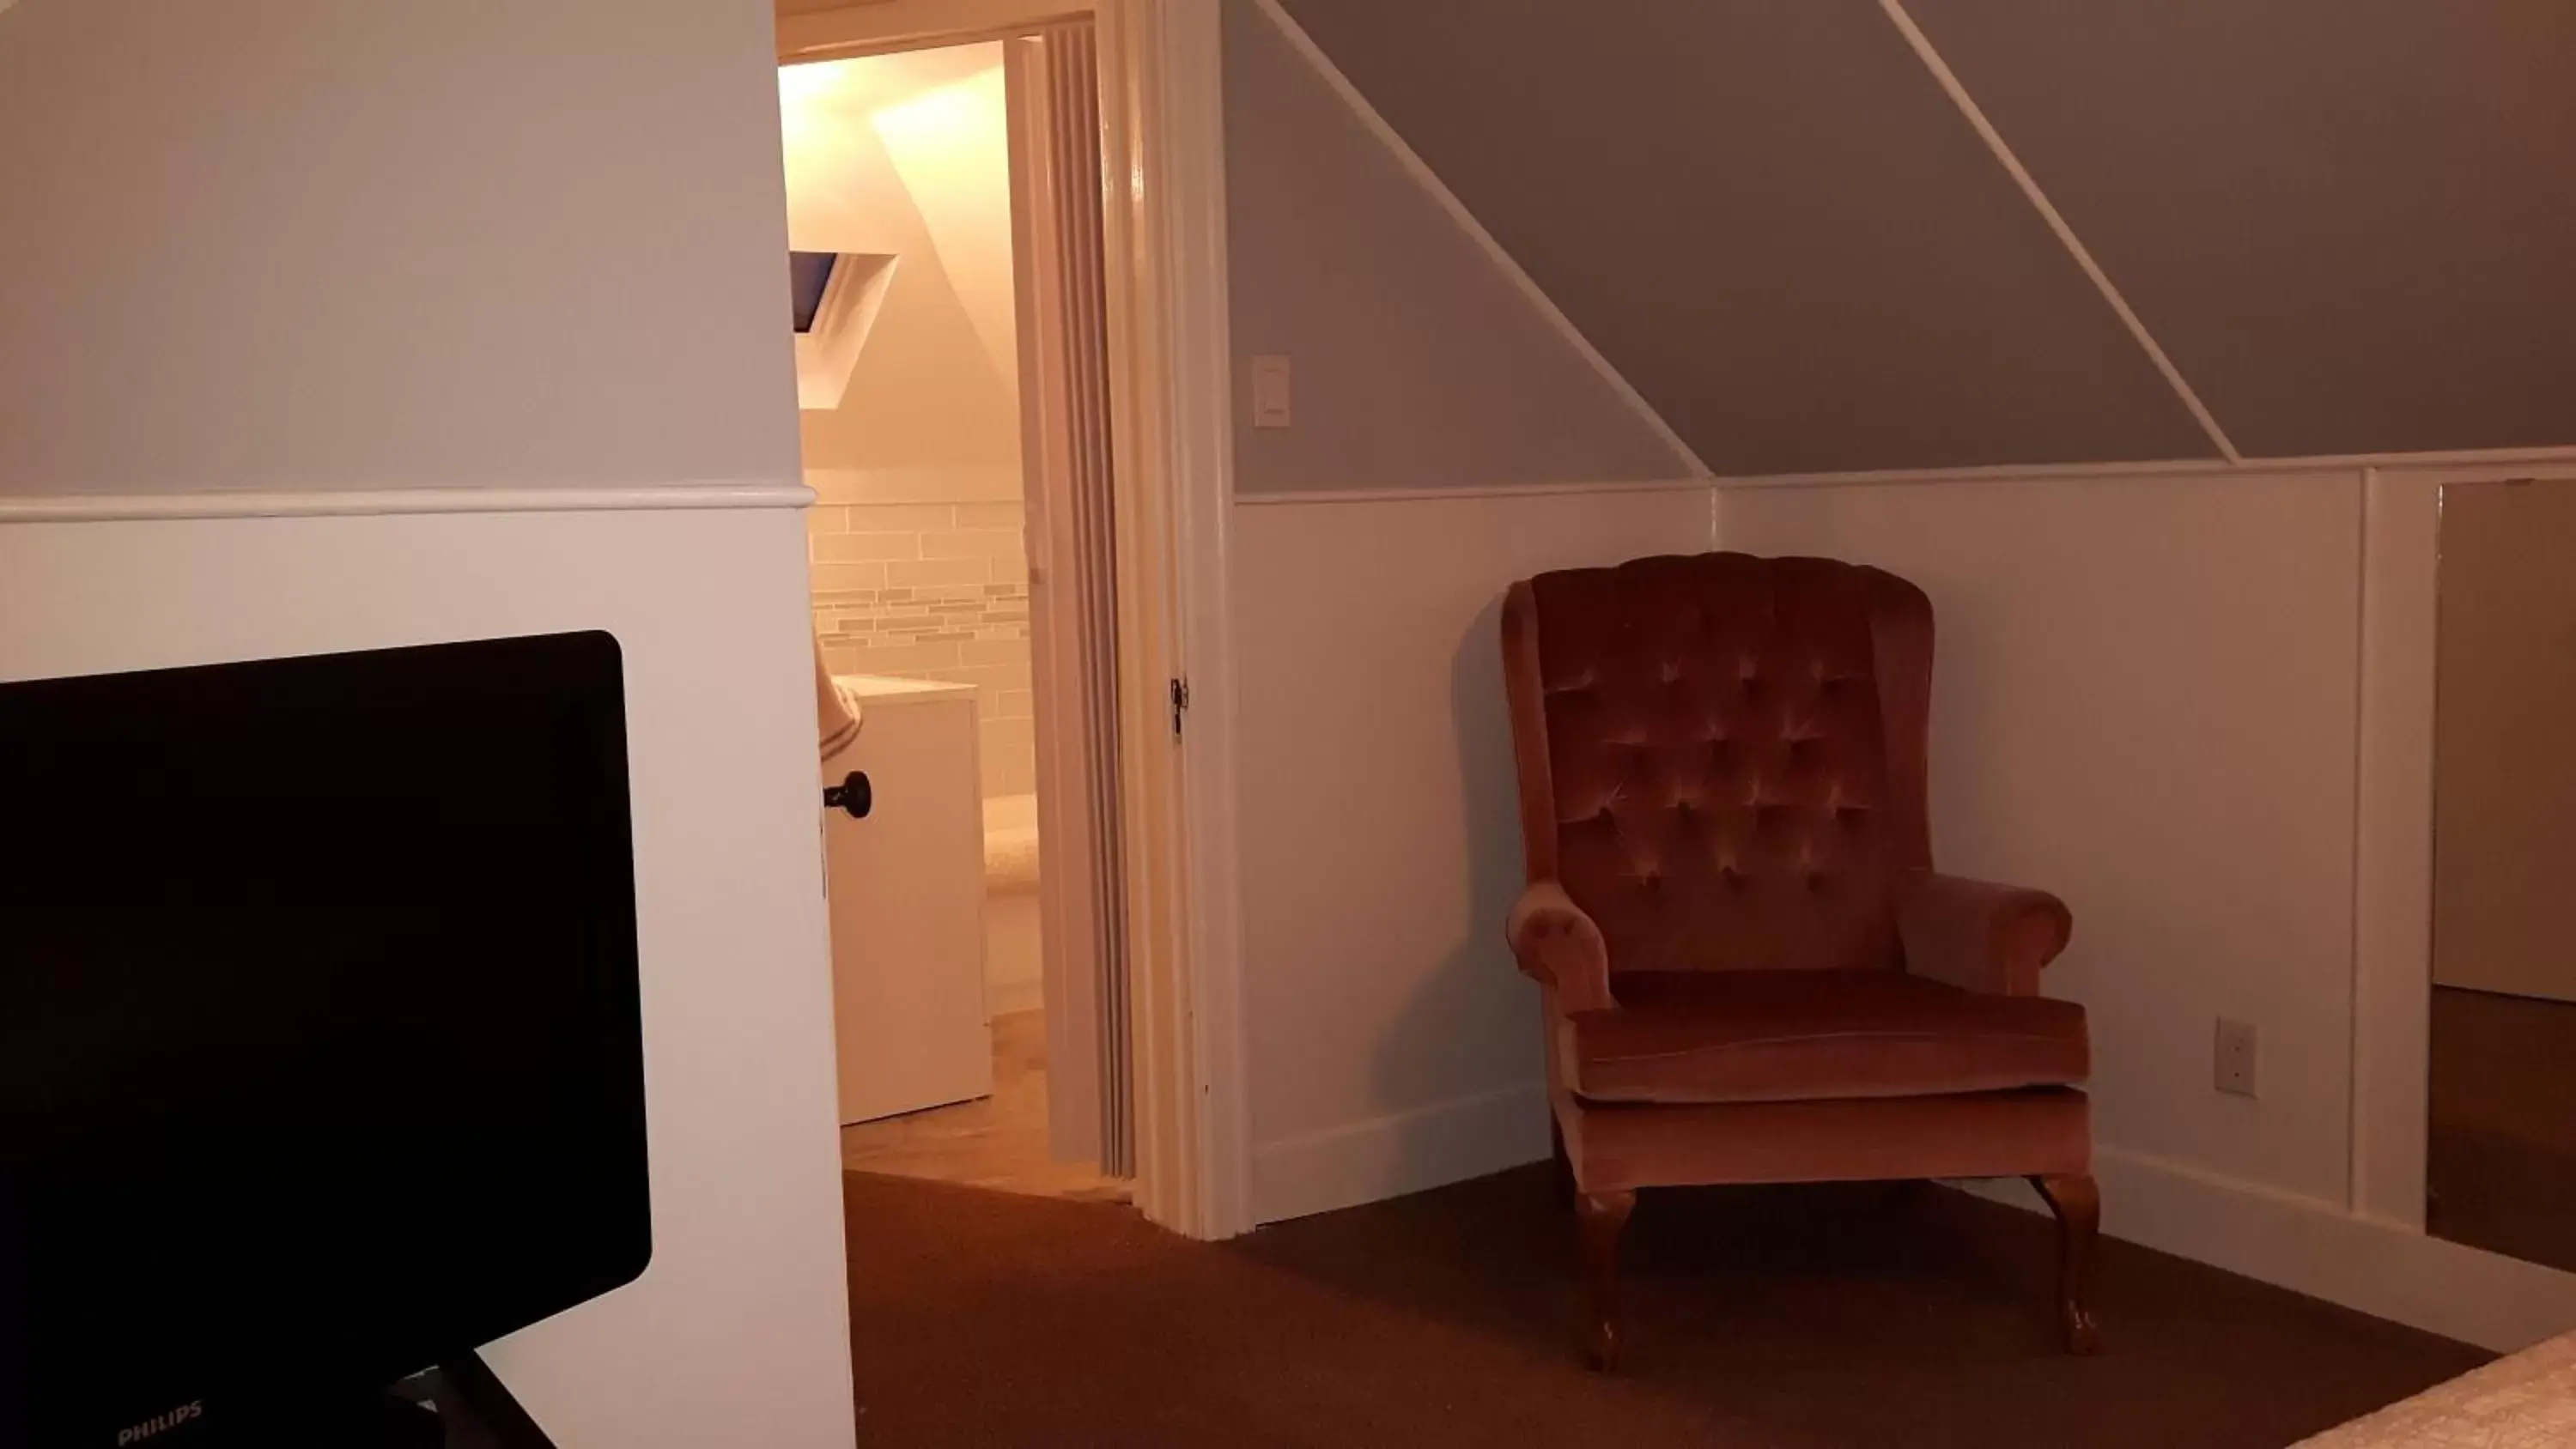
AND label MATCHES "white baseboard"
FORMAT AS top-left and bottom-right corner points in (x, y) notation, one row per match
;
(1252, 1082), (1552, 1225)
(1960, 1145), (2576, 1352)
(1255, 1097), (2576, 1350)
